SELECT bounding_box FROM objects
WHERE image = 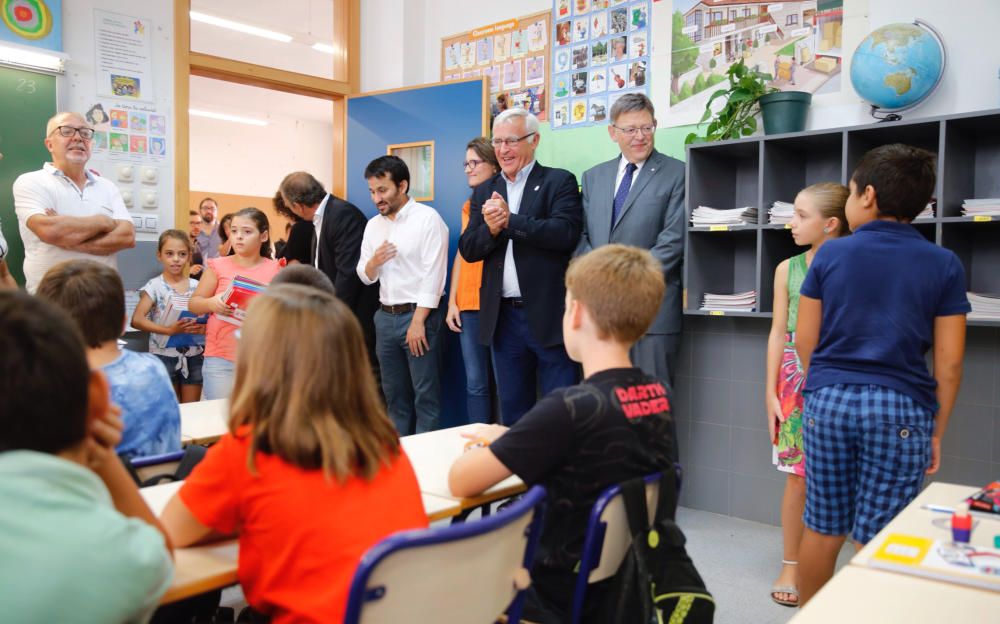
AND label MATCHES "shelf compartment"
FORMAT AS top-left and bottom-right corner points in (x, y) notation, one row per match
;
(685, 229), (757, 313)
(845, 120), (942, 207)
(940, 113), (1000, 218)
(761, 132), (845, 217)
(687, 140), (761, 223)
(940, 220), (1000, 294)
